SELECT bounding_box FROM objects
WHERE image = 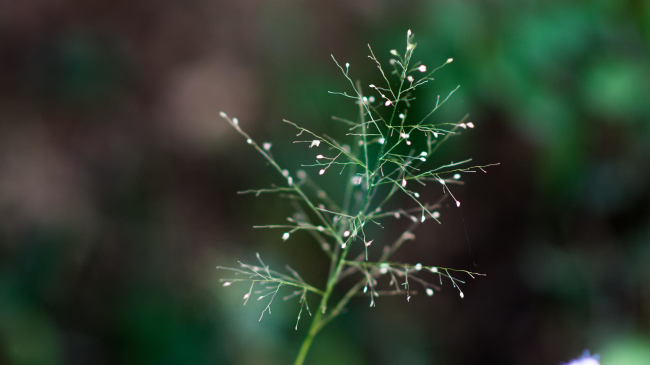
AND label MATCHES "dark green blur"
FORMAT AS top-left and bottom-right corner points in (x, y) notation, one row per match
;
(1, 0), (649, 364)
